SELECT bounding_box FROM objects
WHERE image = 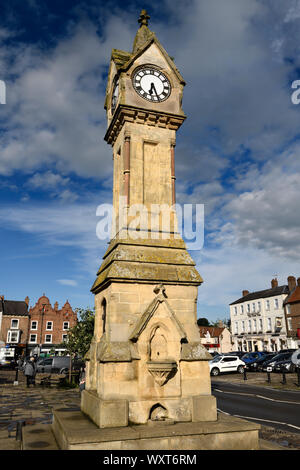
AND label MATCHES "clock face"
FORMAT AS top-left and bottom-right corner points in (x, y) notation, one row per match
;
(132, 67), (171, 102)
(111, 79), (119, 114)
